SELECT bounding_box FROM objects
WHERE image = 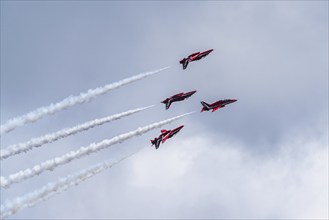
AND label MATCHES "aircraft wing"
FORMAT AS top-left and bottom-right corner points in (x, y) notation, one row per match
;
(212, 106), (220, 112)
(189, 52), (200, 58)
(162, 133), (170, 143)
